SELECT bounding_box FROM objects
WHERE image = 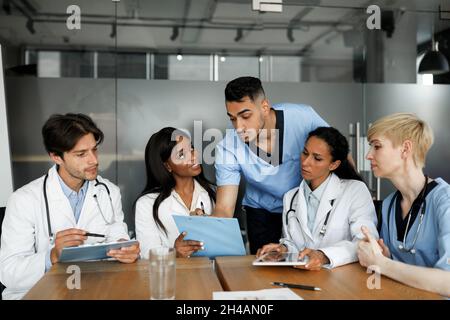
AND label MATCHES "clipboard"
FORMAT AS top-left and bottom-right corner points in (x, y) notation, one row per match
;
(173, 215), (246, 258)
(59, 240), (138, 262)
